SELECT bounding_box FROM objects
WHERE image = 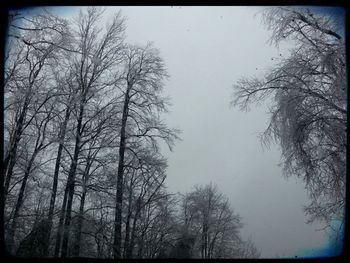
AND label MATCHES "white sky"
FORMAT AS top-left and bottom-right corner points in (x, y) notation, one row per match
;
(44, 6), (336, 258)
